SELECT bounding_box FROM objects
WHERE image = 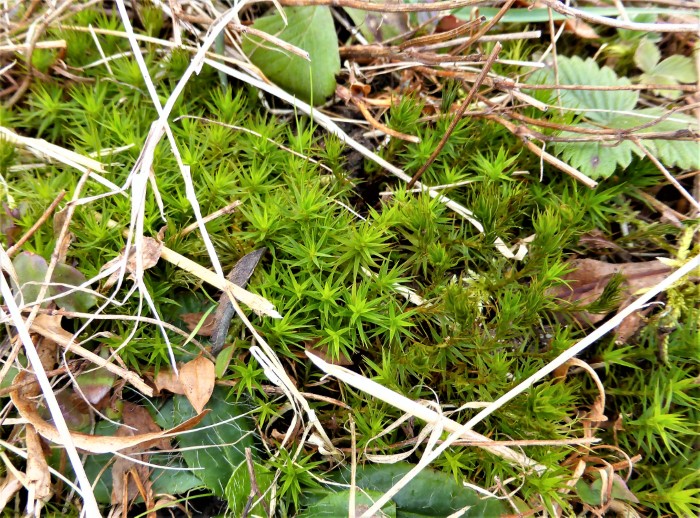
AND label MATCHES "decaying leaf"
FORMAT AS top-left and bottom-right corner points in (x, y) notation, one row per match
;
(154, 367), (186, 395)
(25, 424), (52, 515)
(0, 471), (23, 512)
(550, 258), (672, 341)
(10, 371), (207, 454)
(76, 354), (117, 405)
(110, 402), (166, 514)
(102, 237), (164, 289)
(180, 311), (216, 336)
(180, 356), (216, 414)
